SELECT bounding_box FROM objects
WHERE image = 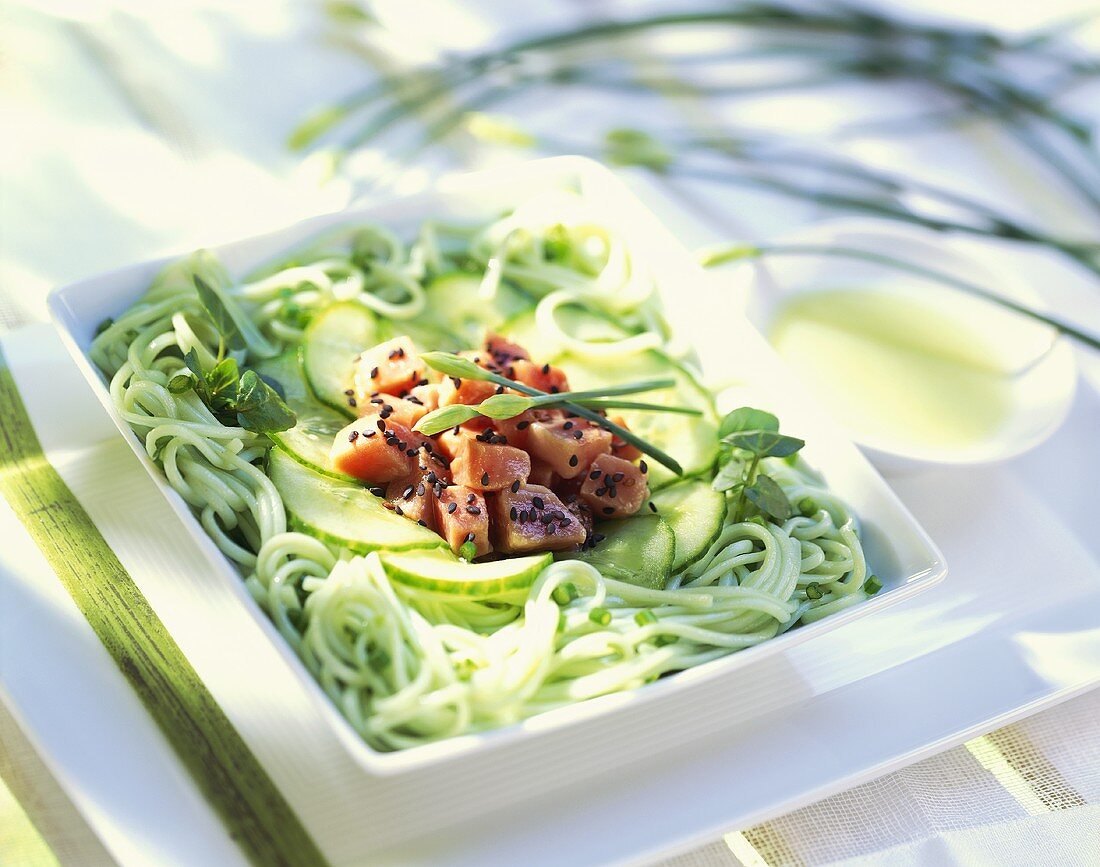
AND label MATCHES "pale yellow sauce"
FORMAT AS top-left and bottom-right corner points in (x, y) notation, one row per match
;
(770, 288), (1013, 451)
